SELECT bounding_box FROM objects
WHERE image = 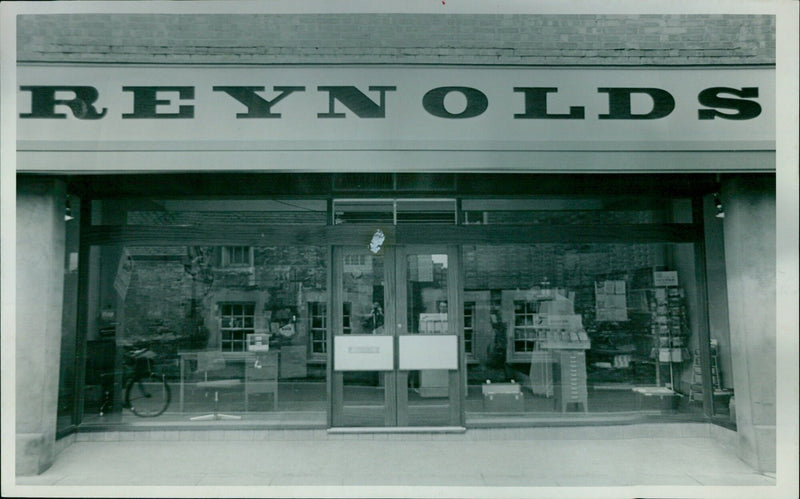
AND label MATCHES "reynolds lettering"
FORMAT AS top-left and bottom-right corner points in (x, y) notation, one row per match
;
(513, 87), (585, 120)
(697, 87), (762, 120)
(121, 86), (195, 119)
(317, 86), (397, 118)
(213, 86), (306, 118)
(422, 86), (488, 119)
(598, 88), (676, 120)
(19, 83), (764, 122)
(19, 86), (107, 120)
